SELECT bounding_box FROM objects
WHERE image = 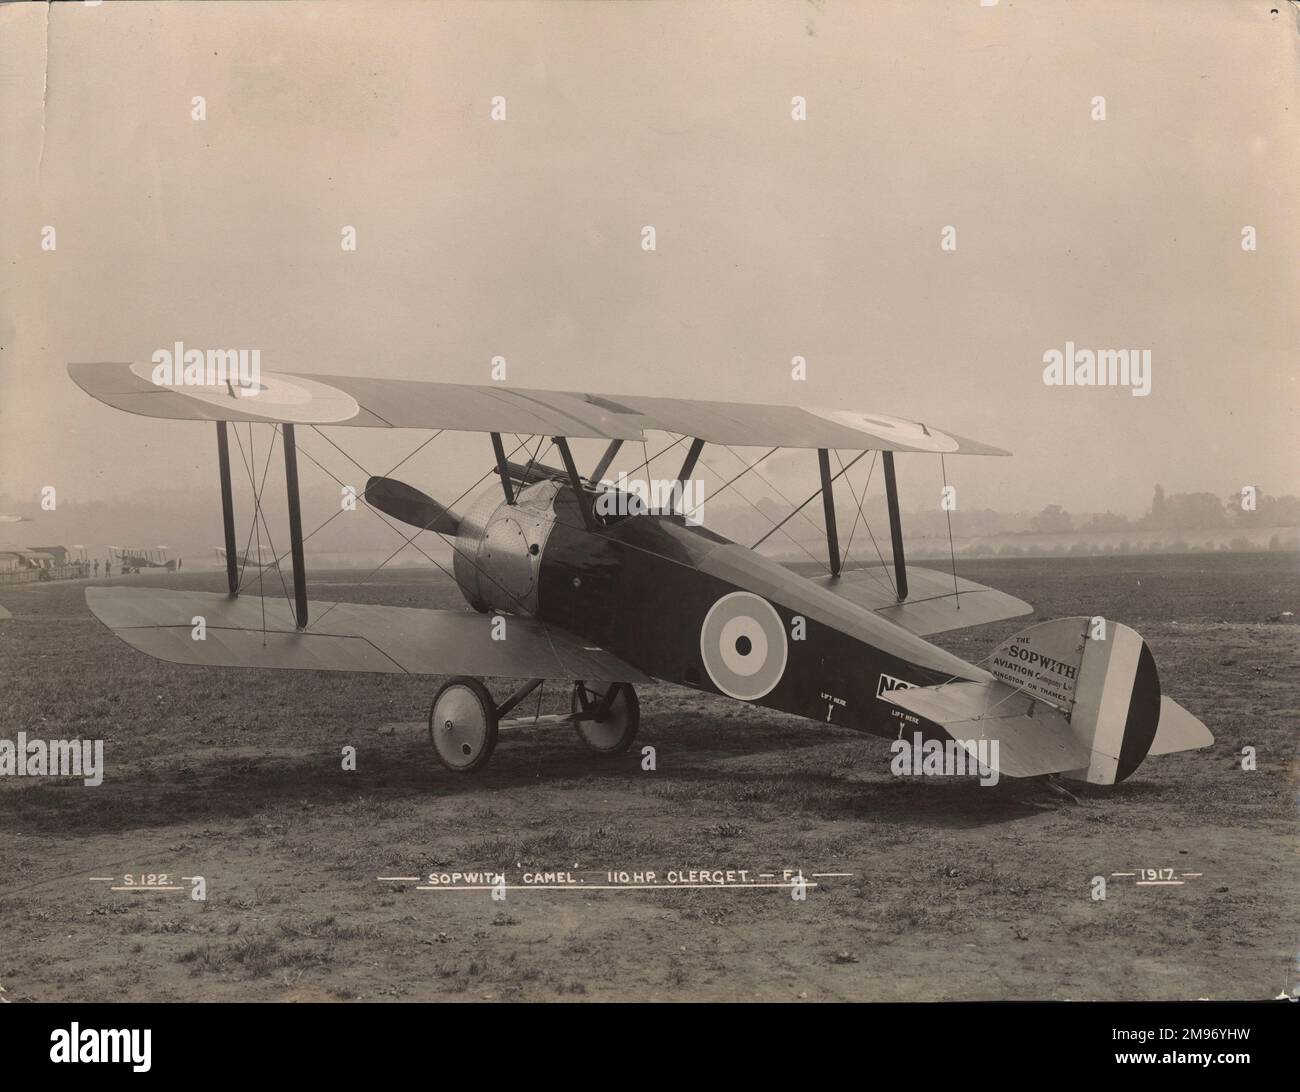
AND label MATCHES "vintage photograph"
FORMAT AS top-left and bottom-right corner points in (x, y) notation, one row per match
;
(0, 0), (1295, 1028)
